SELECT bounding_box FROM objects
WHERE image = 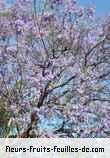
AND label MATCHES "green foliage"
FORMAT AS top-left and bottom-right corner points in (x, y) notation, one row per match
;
(0, 100), (10, 137)
(0, 11), (10, 17)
